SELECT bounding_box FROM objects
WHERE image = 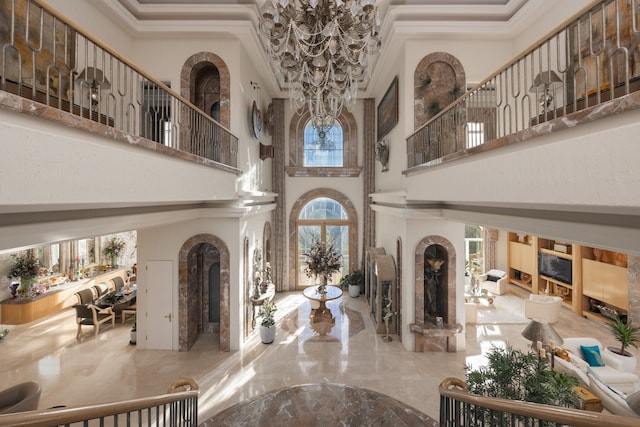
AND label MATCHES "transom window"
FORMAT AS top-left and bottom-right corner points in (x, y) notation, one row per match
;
(303, 119), (344, 167)
(287, 110), (360, 177)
